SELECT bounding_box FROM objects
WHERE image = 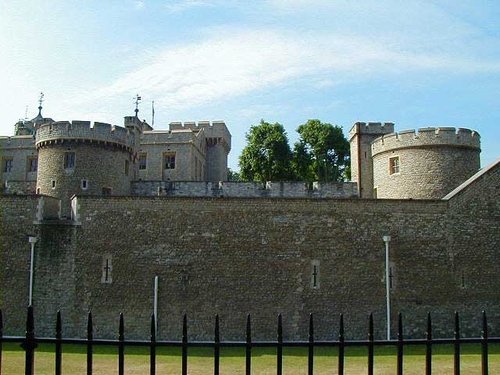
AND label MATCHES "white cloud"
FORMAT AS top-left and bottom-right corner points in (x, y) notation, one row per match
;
(89, 28), (499, 114)
(163, 0), (217, 13)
